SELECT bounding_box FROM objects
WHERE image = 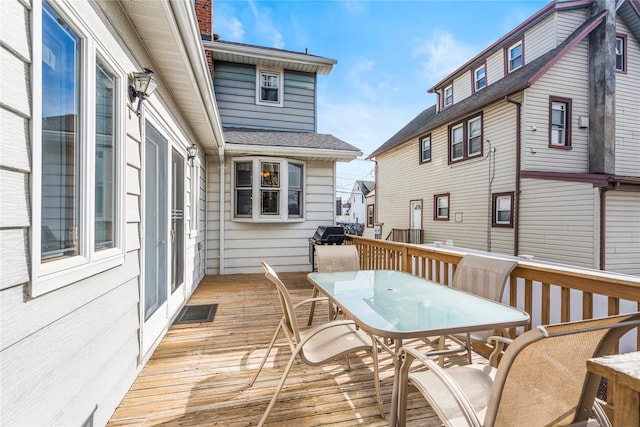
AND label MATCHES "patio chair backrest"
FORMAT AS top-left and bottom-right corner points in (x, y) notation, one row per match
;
(451, 254), (517, 302)
(485, 312), (640, 426)
(316, 245), (360, 272)
(260, 261), (302, 344)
